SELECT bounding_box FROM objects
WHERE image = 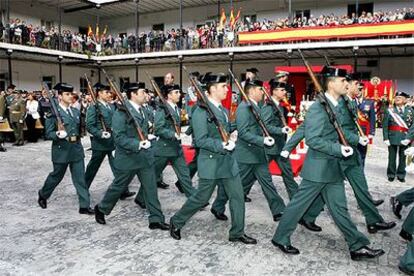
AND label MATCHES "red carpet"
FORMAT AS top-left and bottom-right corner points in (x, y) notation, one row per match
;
(182, 145), (305, 177)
